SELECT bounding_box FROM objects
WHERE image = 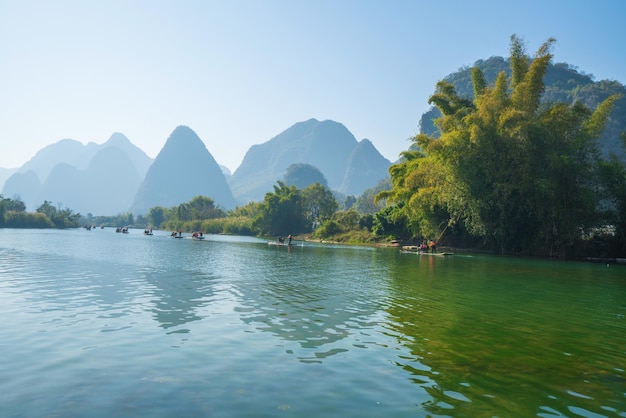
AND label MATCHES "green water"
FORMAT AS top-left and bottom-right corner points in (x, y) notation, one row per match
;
(0, 228), (624, 417)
